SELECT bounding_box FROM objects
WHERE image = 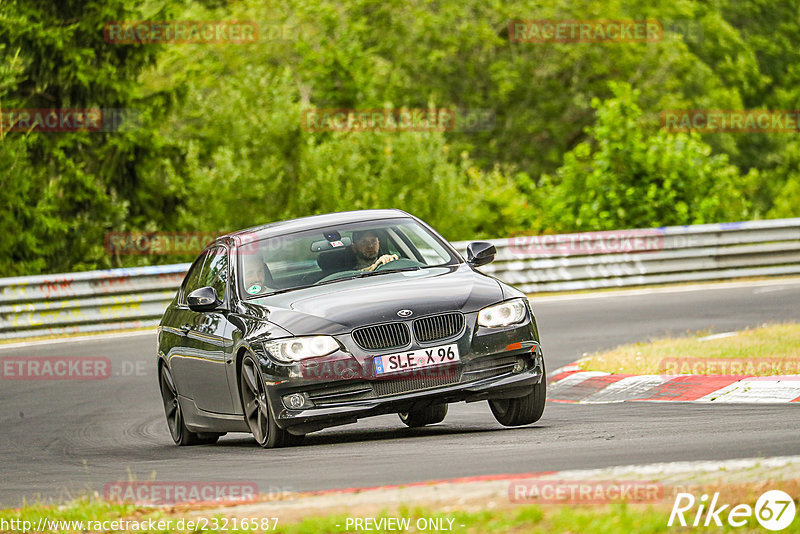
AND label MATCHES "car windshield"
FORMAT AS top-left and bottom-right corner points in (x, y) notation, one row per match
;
(238, 218), (458, 297)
